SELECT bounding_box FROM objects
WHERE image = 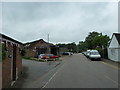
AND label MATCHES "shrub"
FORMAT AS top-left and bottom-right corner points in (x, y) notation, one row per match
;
(0, 44), (8, 61)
